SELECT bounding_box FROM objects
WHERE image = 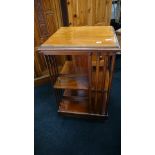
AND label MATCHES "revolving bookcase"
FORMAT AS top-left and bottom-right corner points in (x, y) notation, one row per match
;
(38, 26), (120, 119)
